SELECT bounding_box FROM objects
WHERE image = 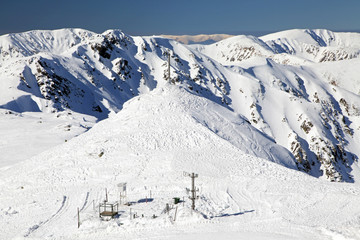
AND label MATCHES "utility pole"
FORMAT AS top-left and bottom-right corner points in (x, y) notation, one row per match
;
(183, 172), (199, 210)
(167, 50), (171, 81)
